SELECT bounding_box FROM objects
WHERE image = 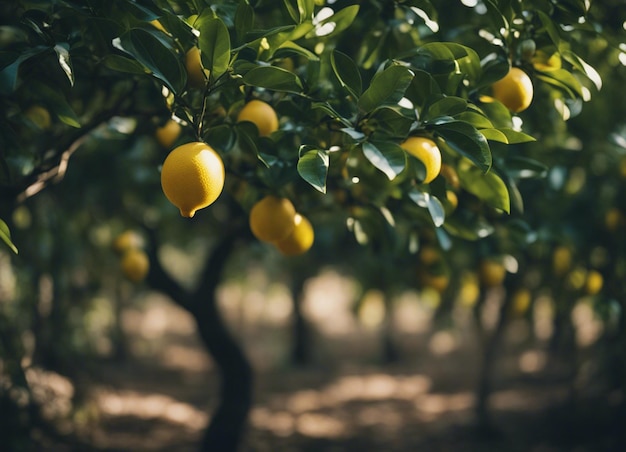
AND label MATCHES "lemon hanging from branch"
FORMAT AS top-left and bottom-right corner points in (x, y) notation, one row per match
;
(400, 136), (442, 184)
(160, 142), (225, 218)
(249, 195), (296, 243)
